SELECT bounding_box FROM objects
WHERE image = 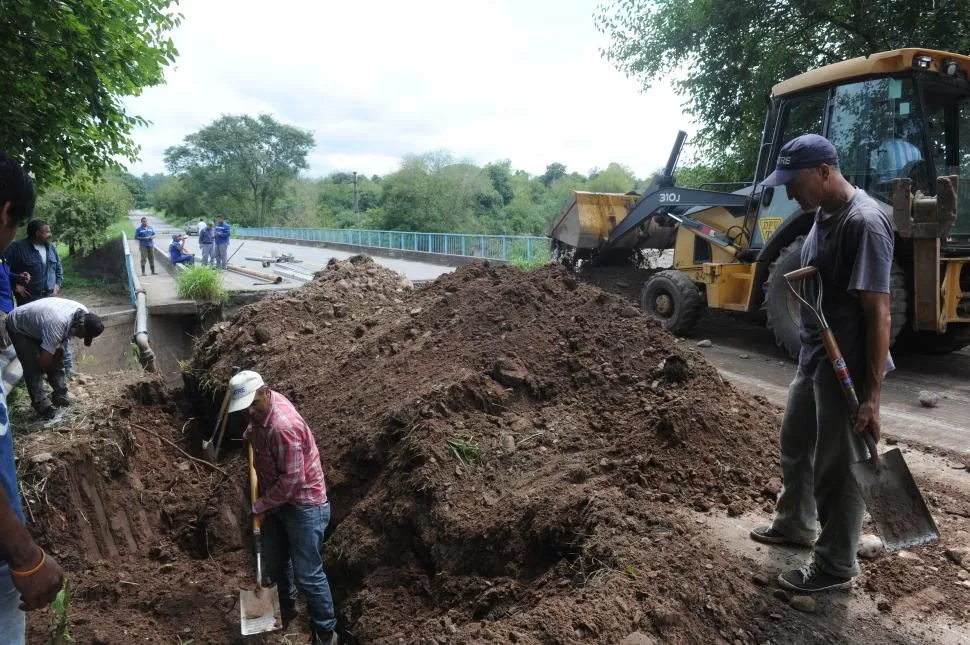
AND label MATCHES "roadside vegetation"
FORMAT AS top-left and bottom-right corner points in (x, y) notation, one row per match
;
(175, 265), (228, 303)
